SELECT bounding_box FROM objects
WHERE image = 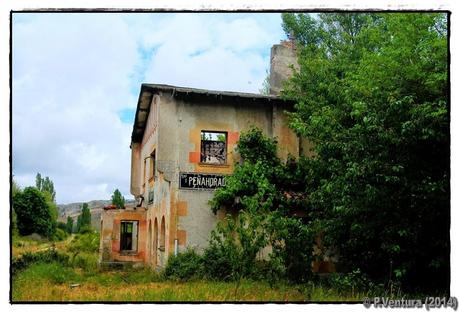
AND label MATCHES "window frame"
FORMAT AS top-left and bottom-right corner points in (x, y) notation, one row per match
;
(120, 220), (139, 253)
(200, 130), (228, 165)
(149, 150), (156, 182)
